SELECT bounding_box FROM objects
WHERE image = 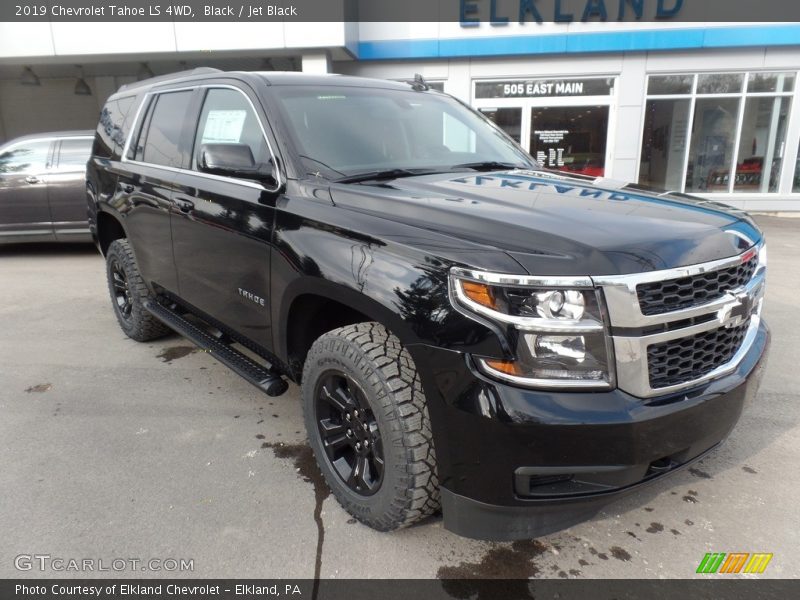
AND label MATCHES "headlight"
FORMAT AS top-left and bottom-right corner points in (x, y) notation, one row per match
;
(450, 269), (615, 389)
